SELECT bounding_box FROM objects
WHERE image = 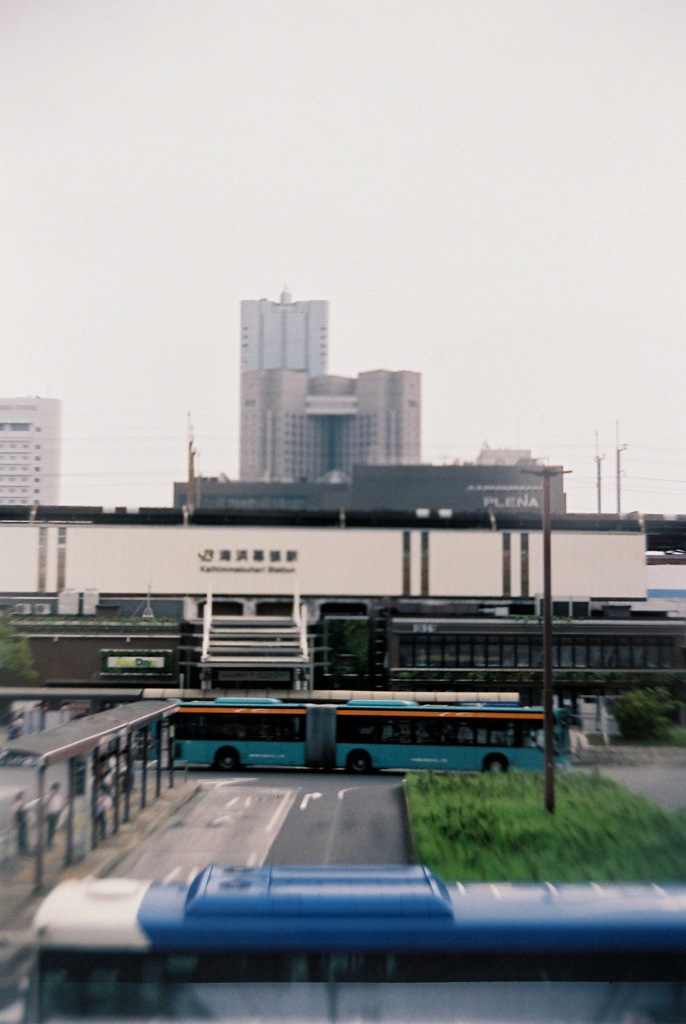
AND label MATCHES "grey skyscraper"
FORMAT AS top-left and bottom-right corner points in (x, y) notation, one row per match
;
(239, 294), (420, 483)
(240, 289), (328, 376)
